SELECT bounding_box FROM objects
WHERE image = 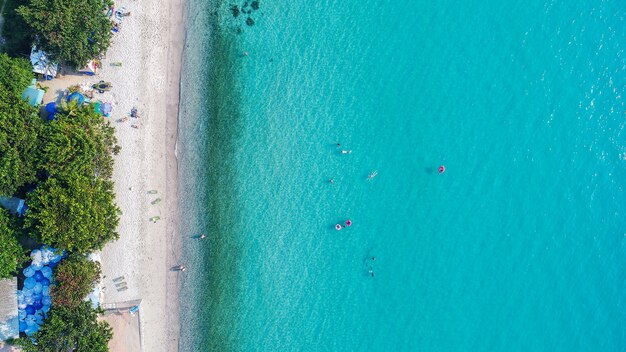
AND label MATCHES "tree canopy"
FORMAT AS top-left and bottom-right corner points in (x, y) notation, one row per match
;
(51, 255), (101, 308)
(0, 208), (25, 279)
(0, 53), (35, 96)
(0, 55), (42, 196)
(40, 105), (119, 181)
(17, 301), (113, 352)
(17, 0), (114, 68)
(24, 175), (119, 253)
